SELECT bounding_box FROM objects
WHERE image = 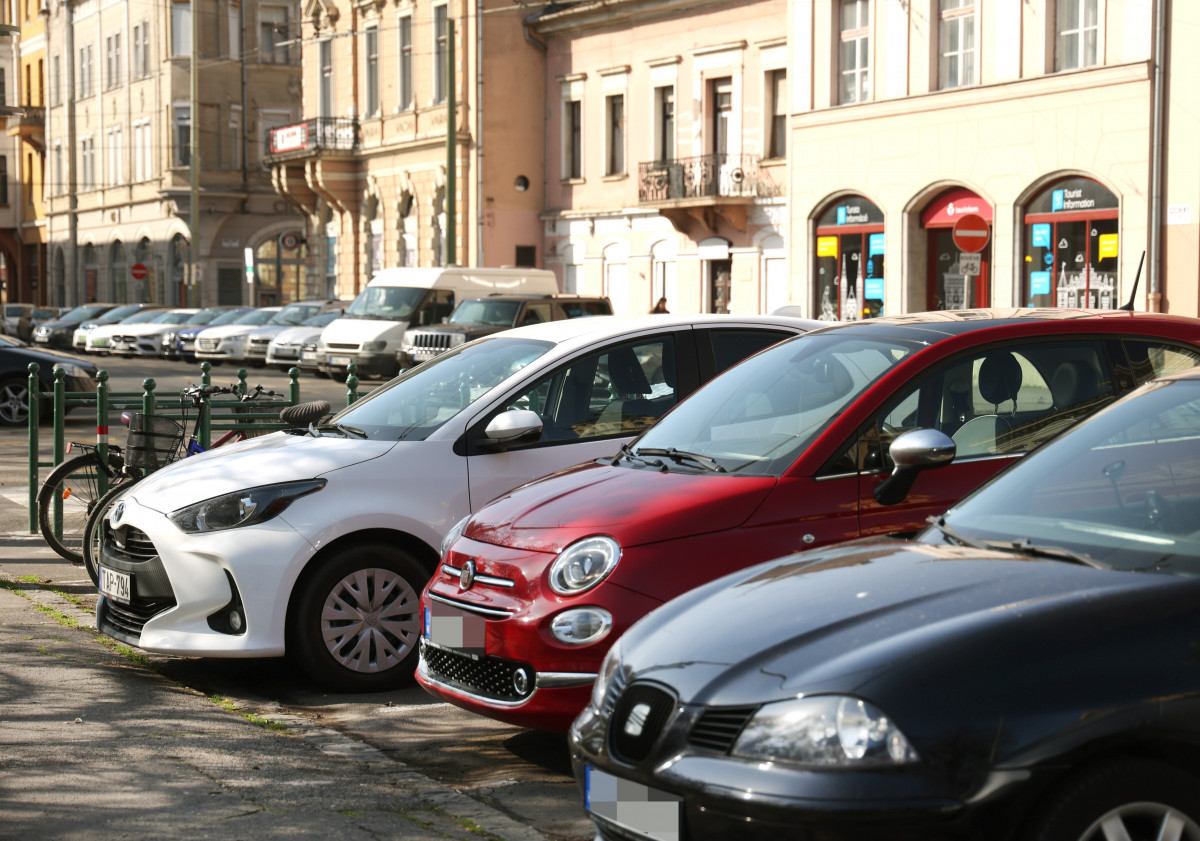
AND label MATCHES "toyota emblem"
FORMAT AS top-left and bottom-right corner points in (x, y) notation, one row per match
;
(460, 559), (476, 590)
